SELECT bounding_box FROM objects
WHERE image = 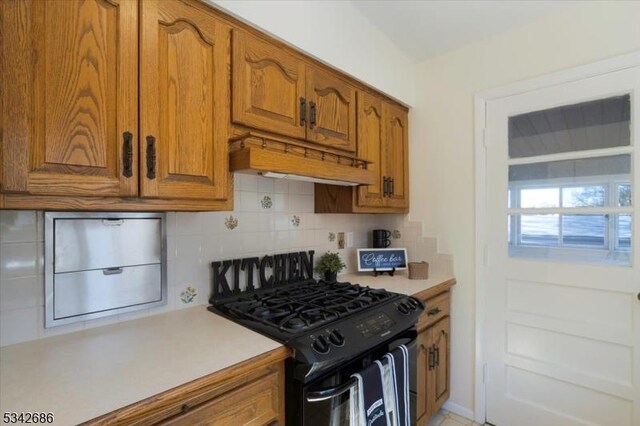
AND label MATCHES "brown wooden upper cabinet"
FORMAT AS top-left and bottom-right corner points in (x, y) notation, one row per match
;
(1, 0), (139, 198)
(315, 91), (409, 213)
(383, 101), (409, 209)
(232, 31), (357, 153)
(140, 0), (230, 201)
(1, 0), (231, 210)
(356, 95), (409, 210)
(232, 31), (306, 140)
